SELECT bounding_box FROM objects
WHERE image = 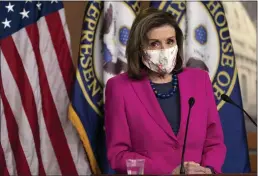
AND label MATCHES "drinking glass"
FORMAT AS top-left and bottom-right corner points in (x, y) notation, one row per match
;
(126, 159), (145, 175)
